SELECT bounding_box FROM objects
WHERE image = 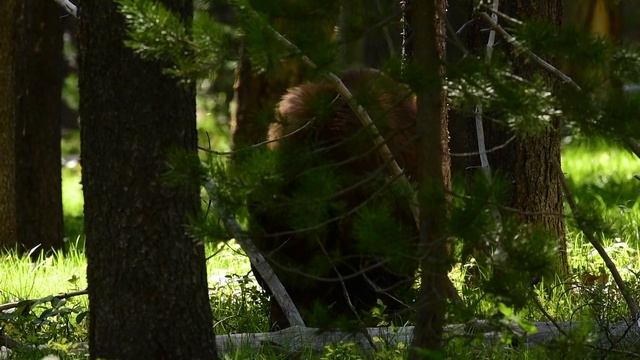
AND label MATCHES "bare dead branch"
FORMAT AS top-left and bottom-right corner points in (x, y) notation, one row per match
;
(198, 117), (317, 156)
(477, 12), (582, 91)
(479, 3), (523, 26)
(213, 321), (640, 355)
(0, 289), (87, 312)
(52, 0), (78, 18)
(204, 180), (306, 327)
(449, 135), (516, 157)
